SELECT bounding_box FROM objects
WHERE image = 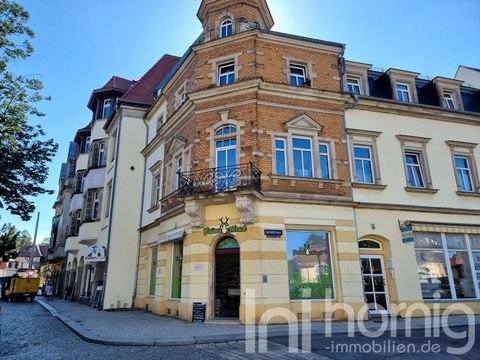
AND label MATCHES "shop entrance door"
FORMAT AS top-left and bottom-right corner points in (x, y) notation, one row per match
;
(215, 238), (240, 318)
(360, 255), (390, 314)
